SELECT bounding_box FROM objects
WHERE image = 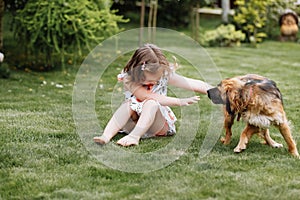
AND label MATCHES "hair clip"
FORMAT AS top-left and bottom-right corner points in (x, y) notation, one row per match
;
(141, 62), (146, 71)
